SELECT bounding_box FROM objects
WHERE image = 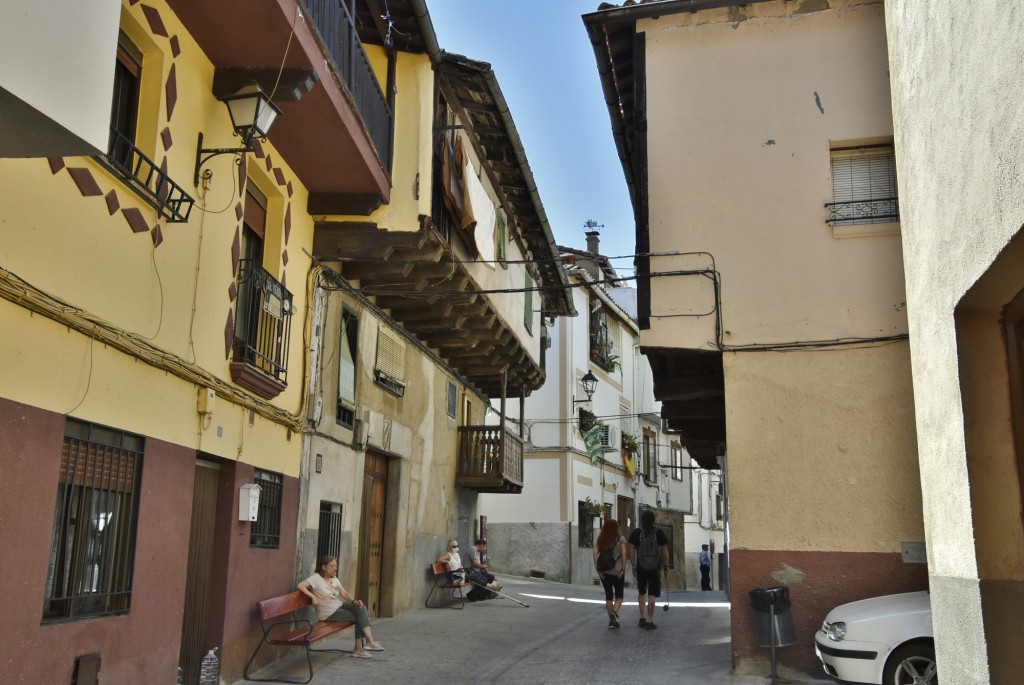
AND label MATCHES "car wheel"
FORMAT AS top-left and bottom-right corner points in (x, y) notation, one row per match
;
(883, 643), (937, 685)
